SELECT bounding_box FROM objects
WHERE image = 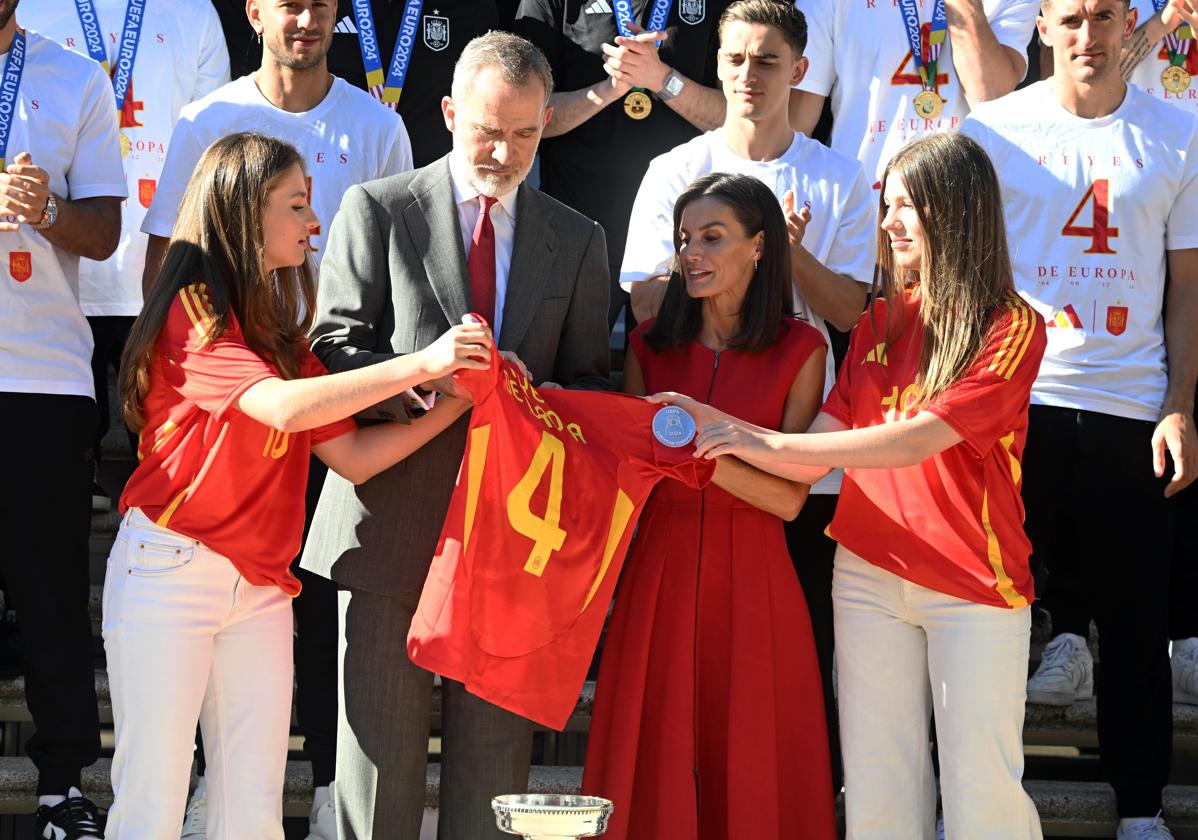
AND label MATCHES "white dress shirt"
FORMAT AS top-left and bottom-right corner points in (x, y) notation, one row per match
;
(448, 151), (519, 341)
